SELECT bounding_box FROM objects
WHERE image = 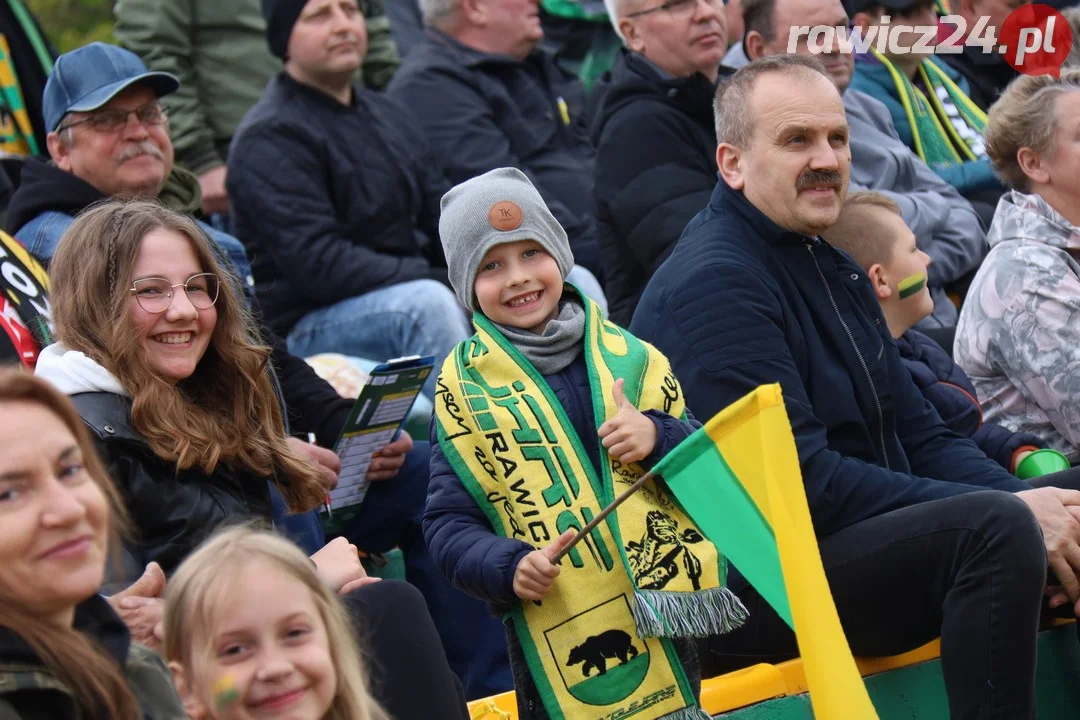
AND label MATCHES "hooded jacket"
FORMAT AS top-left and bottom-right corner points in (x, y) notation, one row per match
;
(35, 344), (276, 581)
(630, 179), (1027, 539)
(955, 191), (1080, 461)
(5, 158), (253, 286)
(589, 50), (731, 326)
(4, 157), (353, 450)
(0, 595), (184, 719)
(896, 329), (1045, 471)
